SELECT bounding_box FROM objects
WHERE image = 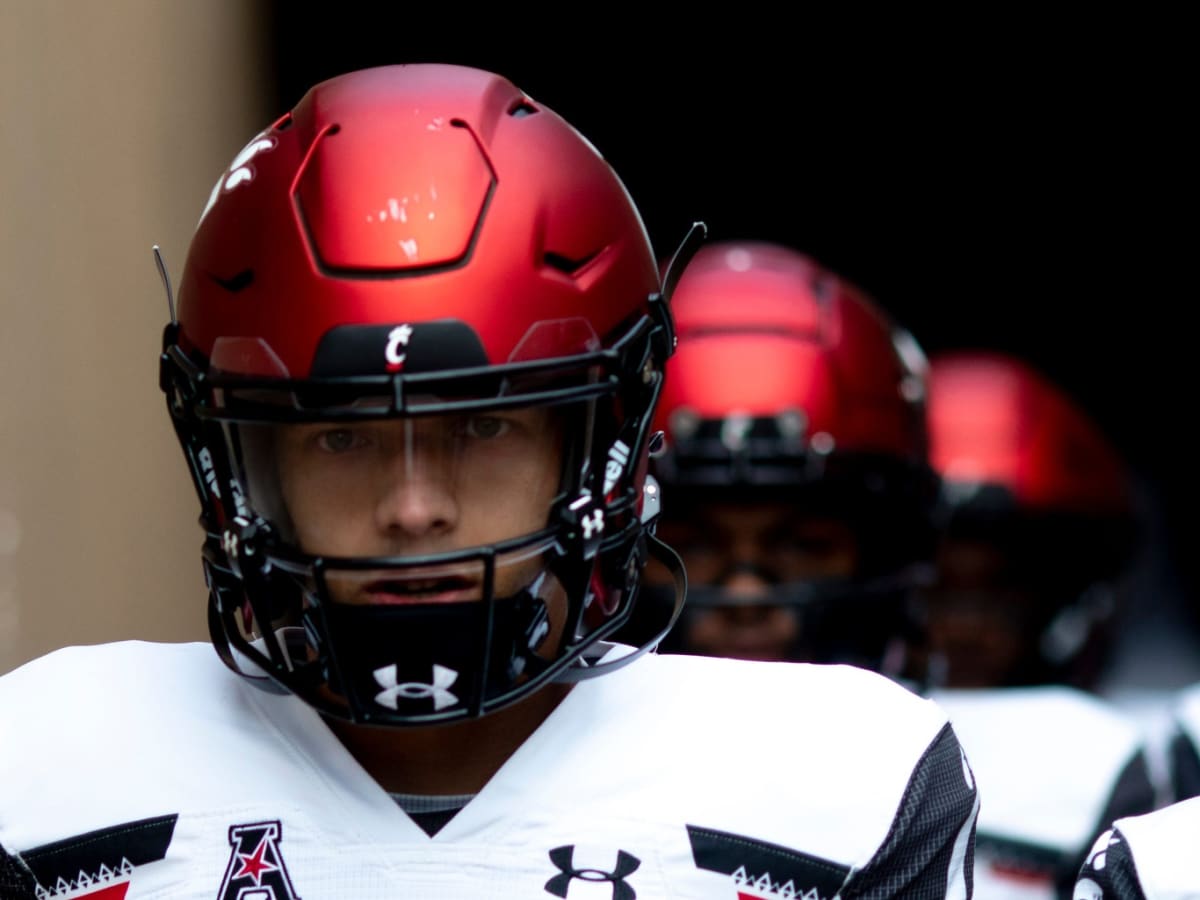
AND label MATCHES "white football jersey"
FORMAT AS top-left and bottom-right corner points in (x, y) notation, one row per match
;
(1, 642), (978, 898)
(932, 687), (1155, 900)
(1164, 681), (1200, 801)
(1074, 794), (1200, 900)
